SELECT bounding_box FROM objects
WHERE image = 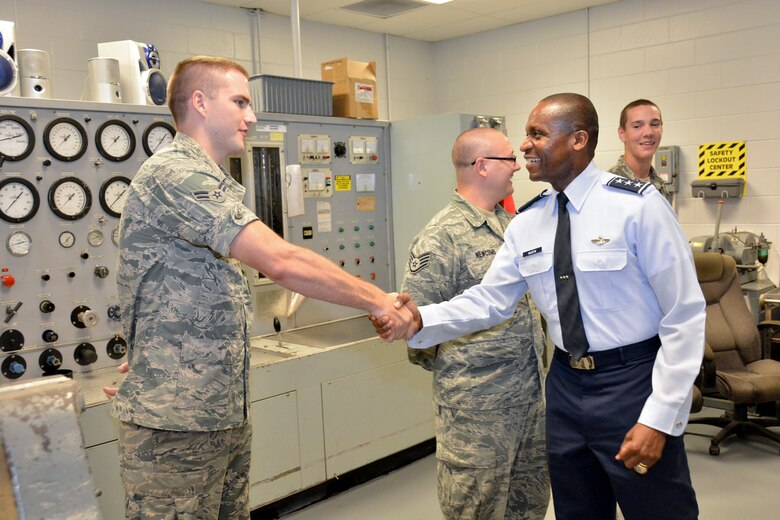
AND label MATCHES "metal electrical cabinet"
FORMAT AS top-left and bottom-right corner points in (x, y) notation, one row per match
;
(390, 112), (504, 287)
